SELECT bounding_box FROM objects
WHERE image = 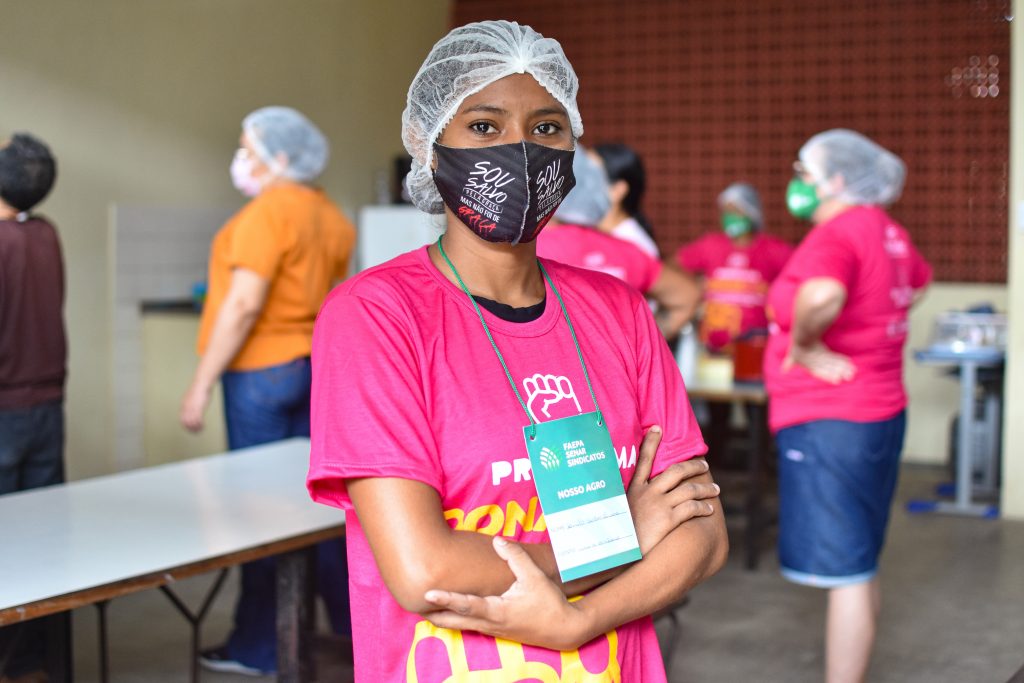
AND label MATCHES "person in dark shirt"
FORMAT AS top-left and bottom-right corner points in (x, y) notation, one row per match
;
(0, 132), (65, 683)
